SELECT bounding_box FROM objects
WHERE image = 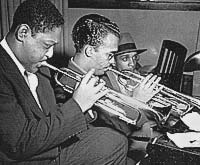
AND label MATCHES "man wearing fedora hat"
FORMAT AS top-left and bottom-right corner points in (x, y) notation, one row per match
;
(108, 32), (160, 103)
(114, 32), (147, 74)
